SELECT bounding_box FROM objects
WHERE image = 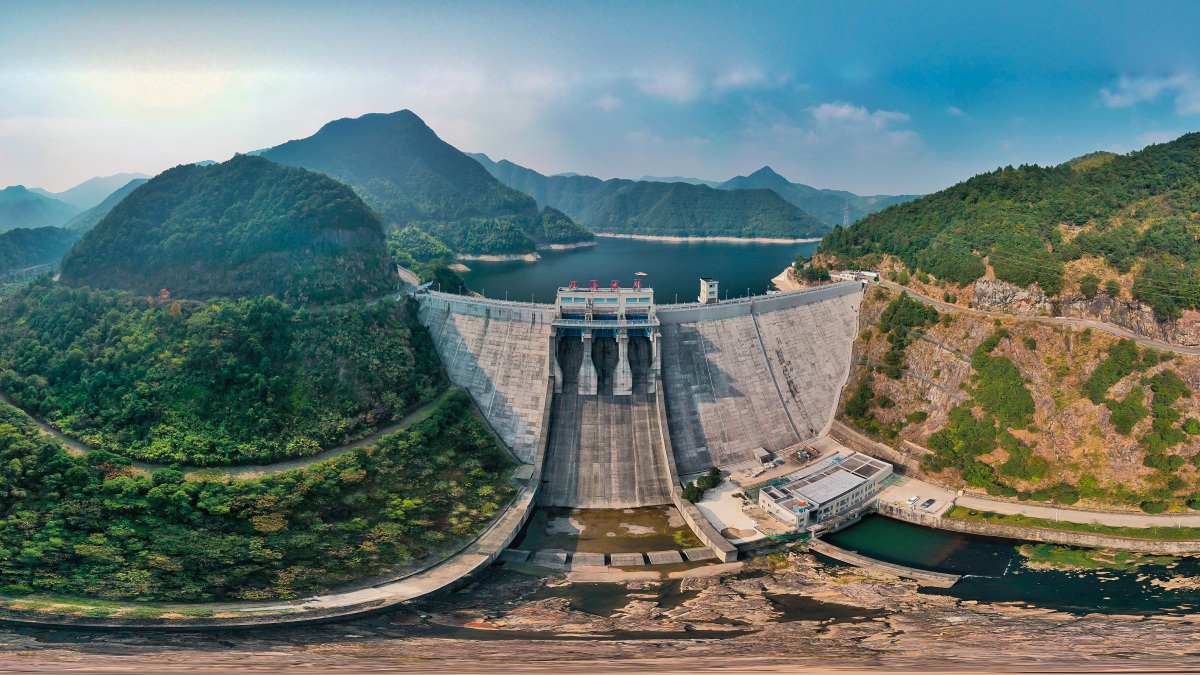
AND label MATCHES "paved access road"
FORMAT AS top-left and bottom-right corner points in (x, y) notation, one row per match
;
(876, 280), (1200, 357)
(879, 474), (1200, 529)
